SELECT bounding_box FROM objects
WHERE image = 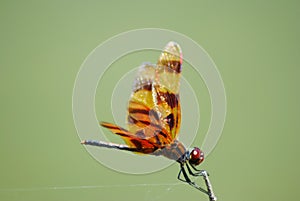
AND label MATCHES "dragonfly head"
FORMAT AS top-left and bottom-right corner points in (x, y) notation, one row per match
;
(188, 147), (204, 166)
